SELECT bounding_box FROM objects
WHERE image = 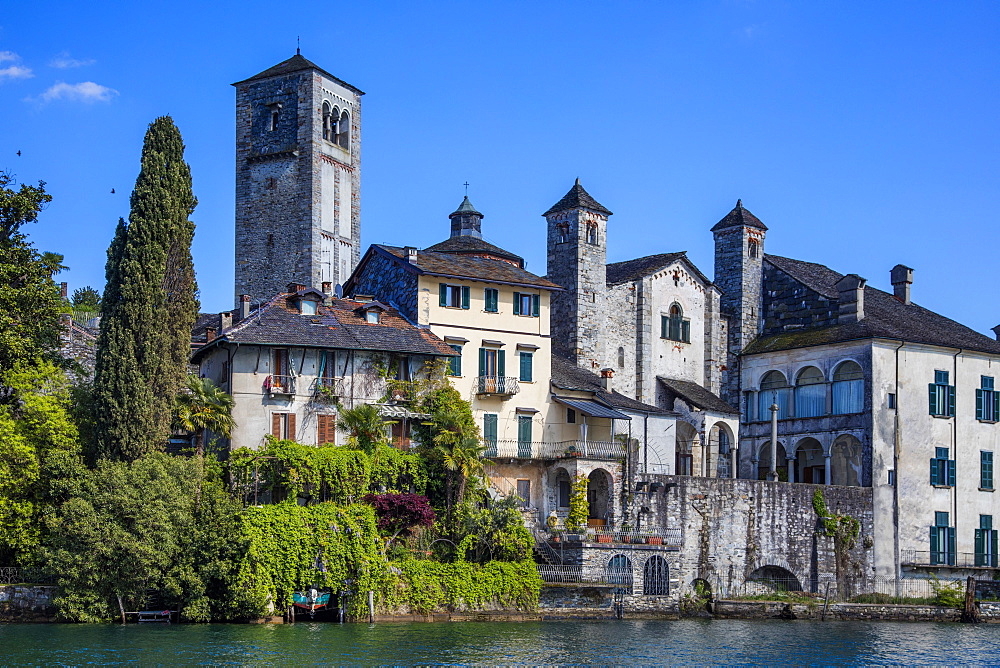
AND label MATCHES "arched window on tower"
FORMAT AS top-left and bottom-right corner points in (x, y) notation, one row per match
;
(618, 346), (625, 369)
(556, 223), (569, 243)
(587, 223), (598, 245)
(322, 102), (332, 141)
(748, 238), (760, 259)
(338, 110), (350, 150)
